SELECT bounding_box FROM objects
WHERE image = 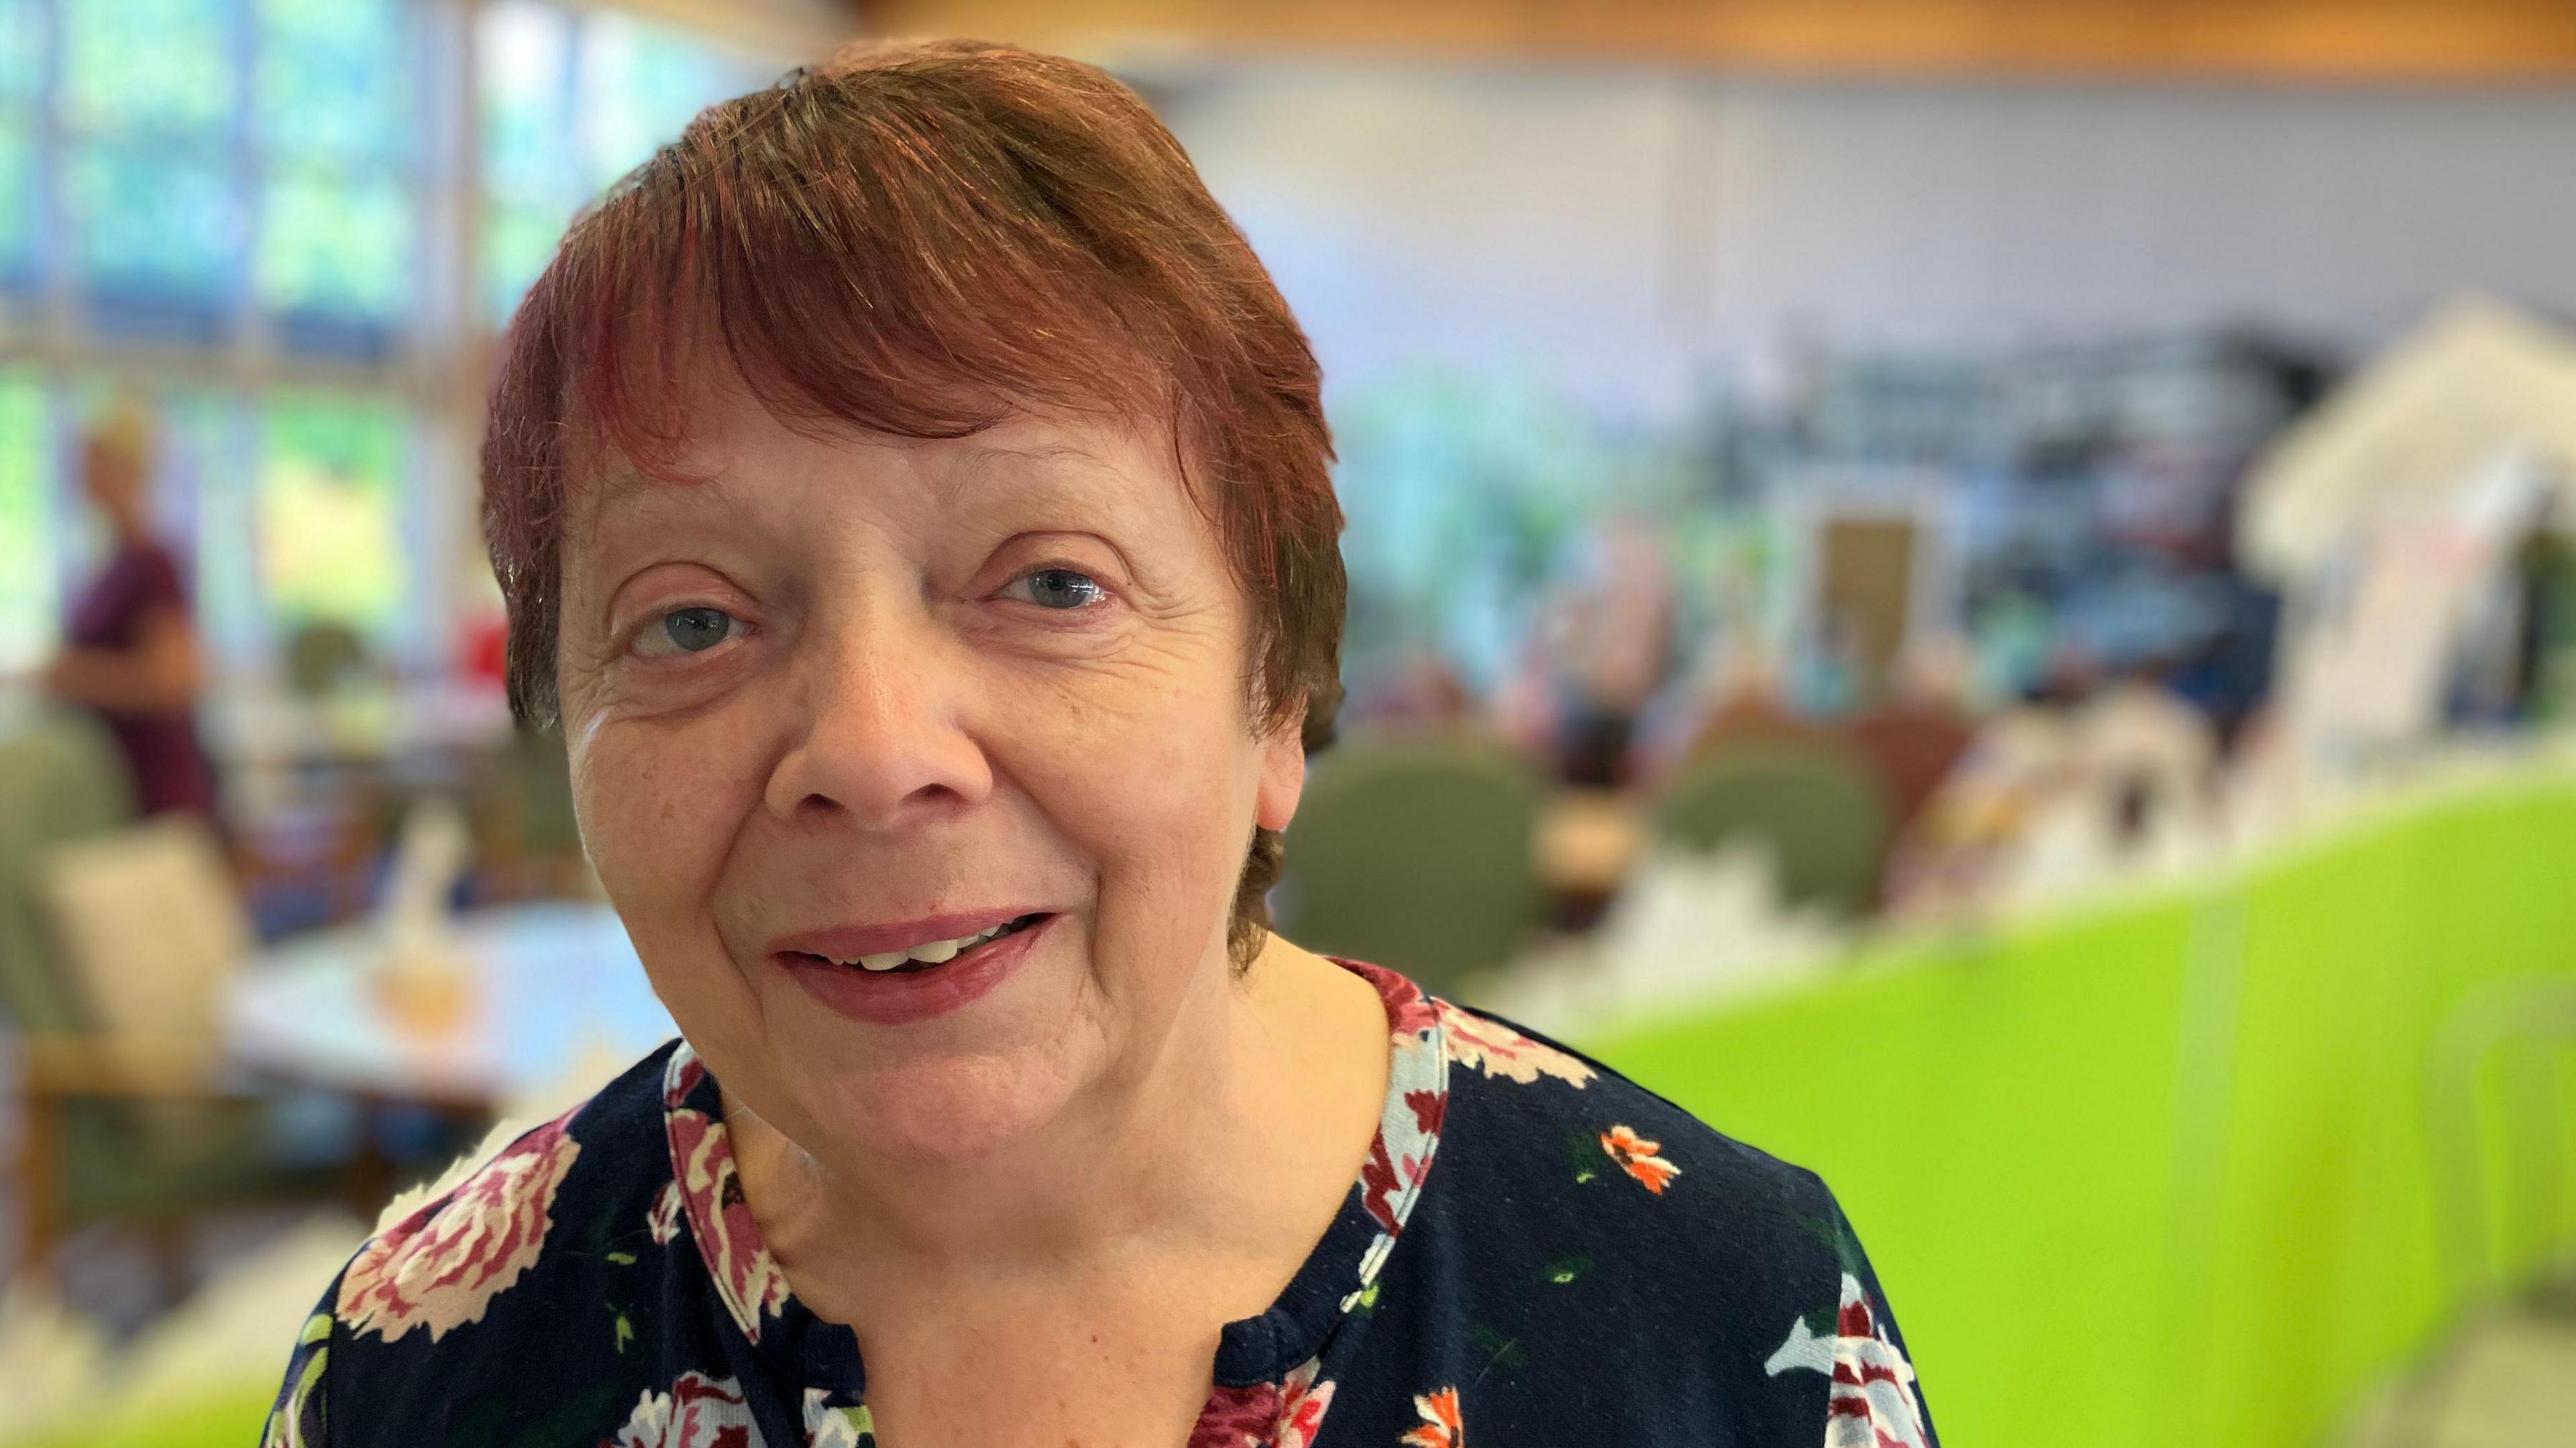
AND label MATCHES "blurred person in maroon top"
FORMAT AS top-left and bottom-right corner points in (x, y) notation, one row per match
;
(44, 407), (216, 820)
